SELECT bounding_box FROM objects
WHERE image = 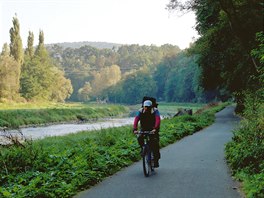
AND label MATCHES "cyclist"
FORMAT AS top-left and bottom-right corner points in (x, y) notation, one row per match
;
(133, 100), (161, 167)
